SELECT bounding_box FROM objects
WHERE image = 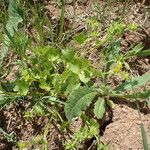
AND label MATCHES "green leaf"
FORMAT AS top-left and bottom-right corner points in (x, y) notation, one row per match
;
(79, 72), (90, 83)
(137, 49), (150, 57)
(45, 46), (60, 61)
(39, 80), (51, 91)
(115, 73), (150, 93)
(128, 23), (138, 31)
(0, 95), (16, 107)
(106, 99), (115, 108)
(106, 22), (125, 41)
(33, 103), (45, 116)
(61, 75), (80, 95)
(0, 127), (15, 142)
(65, 87), (98, 121)
(125, 43), (144, 58)
(74, 32), (88, 44)
(122, 90), (150, 99)
(141, 123), (149, 150)
(70, 63), (80, 74)
(34, 46), (60, 61)
(94, 98), (106, 119)
(62, 49), (76, 63)
(0, 0), (23, 67)
(42, 96), (65, 105)
(18, 141), (28, 150)
(16, 80), (29, 95)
